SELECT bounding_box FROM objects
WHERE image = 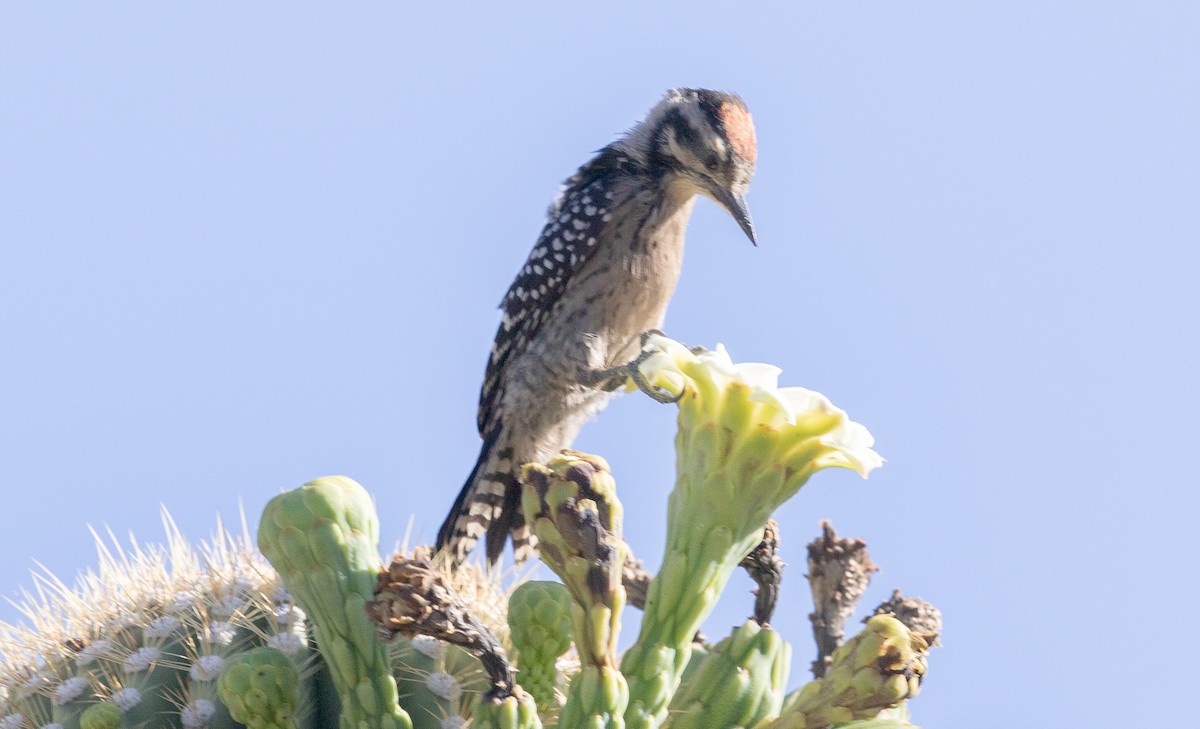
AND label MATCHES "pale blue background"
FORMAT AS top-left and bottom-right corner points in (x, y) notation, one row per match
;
(2, 3), (1197, 727)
